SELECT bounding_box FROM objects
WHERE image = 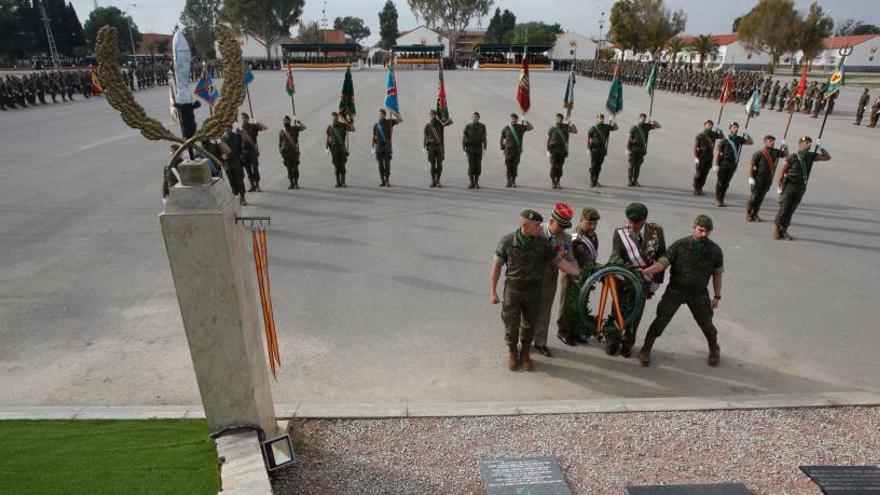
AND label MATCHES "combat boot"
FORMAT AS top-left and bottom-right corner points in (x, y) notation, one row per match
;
(639, 333), (656, 366)
(506, 345), (519, 371)
(341, 173), (347, 187)
(707, 339), (721, 367)
(334, 173), (342, 188)
(474, 177), (481, 189)
(520, 346), (533, 371)
(782, 228), (793, 240)
(385, 175), (391, 187)
(505, 177), (512, 188)
(293, 179), (299, 190)
(773, 225), (783, 239)
(468, 175), (475, 189)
